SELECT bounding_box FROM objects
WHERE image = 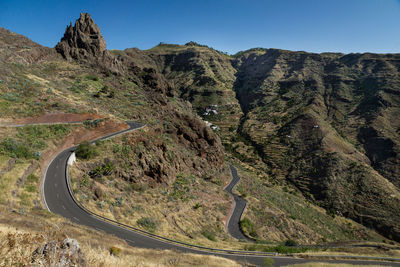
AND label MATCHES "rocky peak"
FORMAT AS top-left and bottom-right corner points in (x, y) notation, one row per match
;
(55, 13), (106, 60)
